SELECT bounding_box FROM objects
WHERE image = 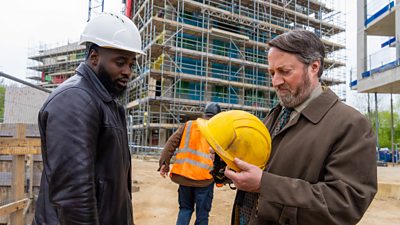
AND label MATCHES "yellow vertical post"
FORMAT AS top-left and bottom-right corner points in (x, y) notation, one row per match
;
(10, 123), (26, 225)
